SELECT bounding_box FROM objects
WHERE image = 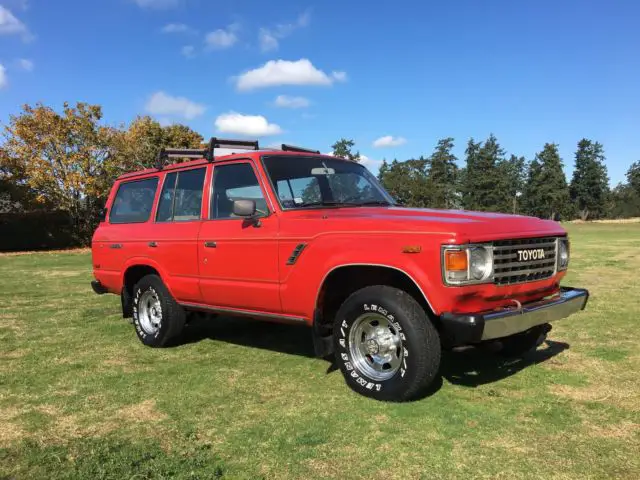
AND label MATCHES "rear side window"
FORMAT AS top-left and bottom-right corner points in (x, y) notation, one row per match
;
(109, 178), (158, 224)
(156, 168), (206, 222)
